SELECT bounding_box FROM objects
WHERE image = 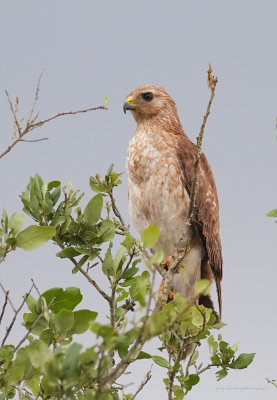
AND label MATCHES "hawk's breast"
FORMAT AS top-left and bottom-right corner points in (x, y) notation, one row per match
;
(127, 128), (190, 256)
